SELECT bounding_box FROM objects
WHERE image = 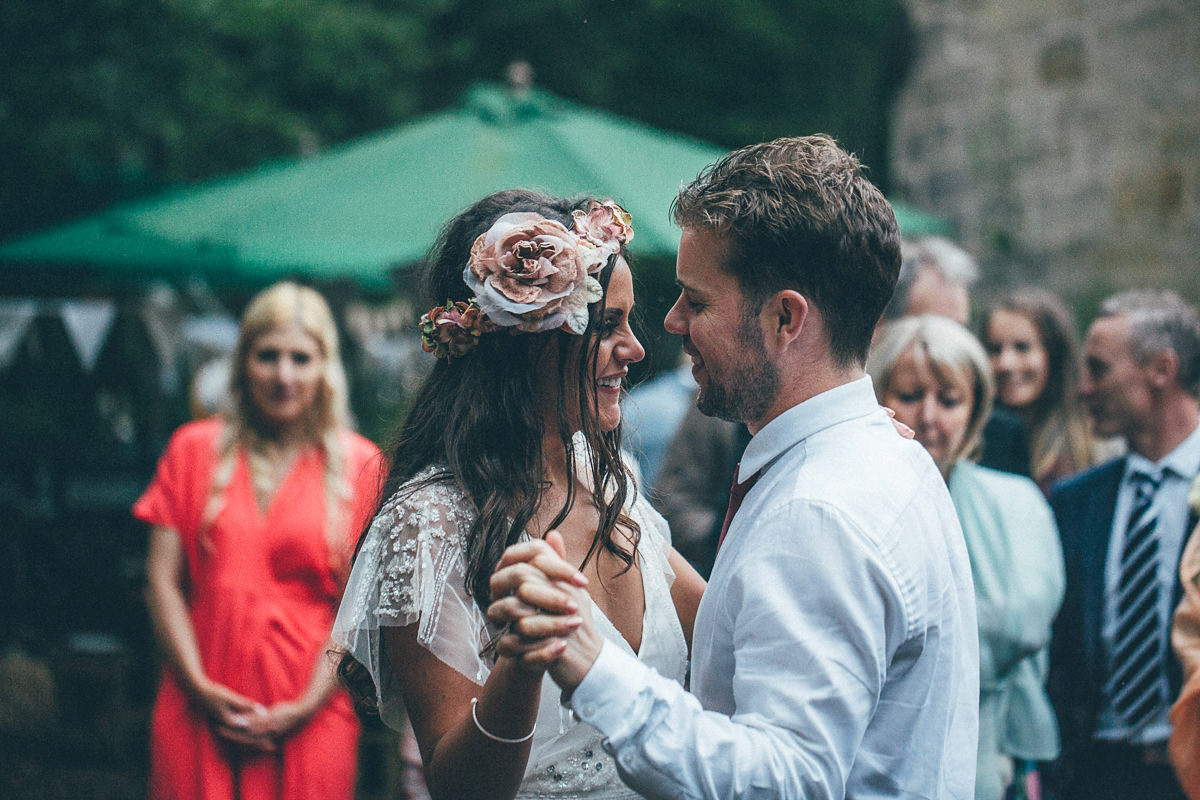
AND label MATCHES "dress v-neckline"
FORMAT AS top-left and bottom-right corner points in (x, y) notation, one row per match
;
(586, 555), (650, 658)
(241, 447), (307, 520)
(591, 592), (649, 658)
